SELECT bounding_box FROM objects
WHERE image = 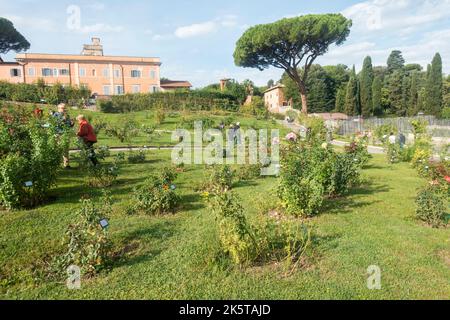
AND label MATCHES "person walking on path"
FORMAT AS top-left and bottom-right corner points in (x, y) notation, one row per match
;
(76, 115), (99, 166)
(52, 103), (74, 168)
